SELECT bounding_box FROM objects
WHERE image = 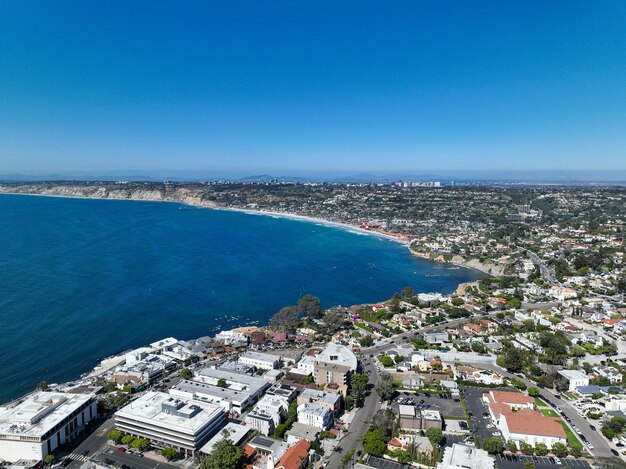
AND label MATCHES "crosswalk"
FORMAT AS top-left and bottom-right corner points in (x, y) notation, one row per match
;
(66, 453), (90, 463)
